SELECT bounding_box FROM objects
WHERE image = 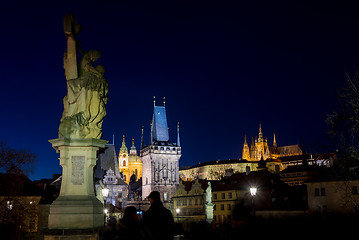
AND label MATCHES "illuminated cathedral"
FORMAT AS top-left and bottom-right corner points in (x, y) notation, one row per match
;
(242, 124), (302, 161)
